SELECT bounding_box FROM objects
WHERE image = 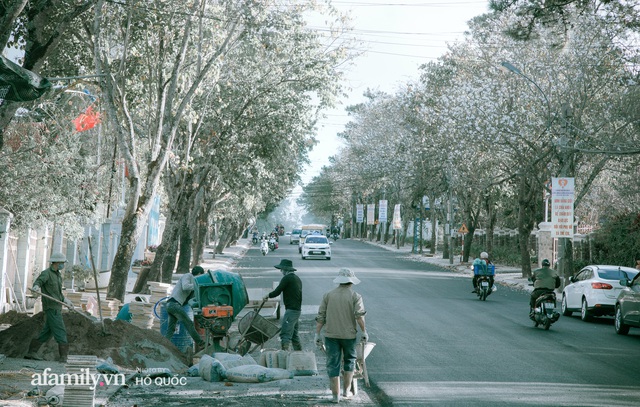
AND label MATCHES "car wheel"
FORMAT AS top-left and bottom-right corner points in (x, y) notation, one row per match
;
(615, 305), (630, 335)
(561, 295), (572, 316)
(326, 257), (331, 260)
(580, 297), (591, 321)
(301, 255), (306, 260)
